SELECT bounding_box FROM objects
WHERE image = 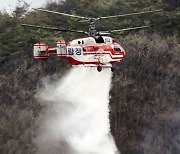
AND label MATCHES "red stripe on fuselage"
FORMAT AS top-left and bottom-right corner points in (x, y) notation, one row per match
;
(83, 52), (124, 59)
